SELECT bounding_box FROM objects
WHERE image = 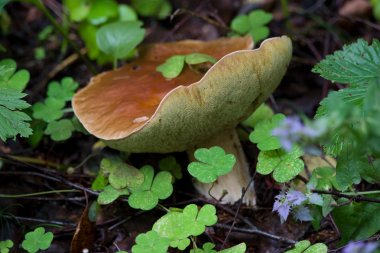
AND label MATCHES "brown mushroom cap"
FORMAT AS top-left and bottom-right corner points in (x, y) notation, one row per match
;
(73, 36), (292, 153)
